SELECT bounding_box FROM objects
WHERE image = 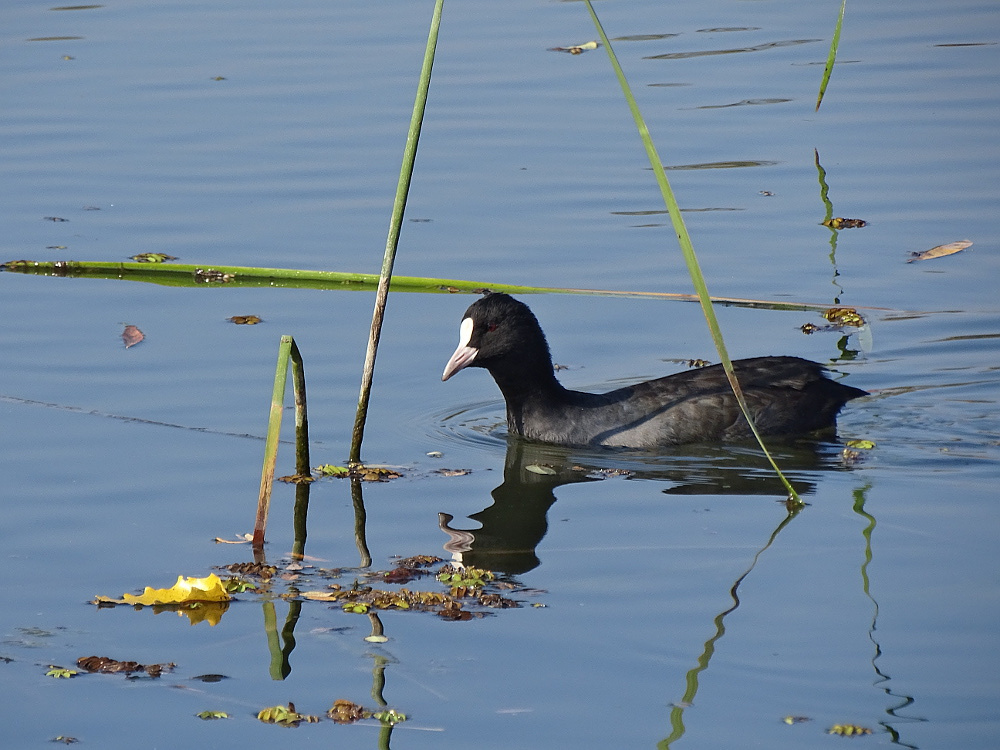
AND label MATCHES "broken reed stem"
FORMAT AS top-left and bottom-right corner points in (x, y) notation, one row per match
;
(254, 336), (293, 549)
(289, 339), (311, 560)
(289, 338), (310, 476)
(349, 0), (444, 465)
(254, 335), (311, 552)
